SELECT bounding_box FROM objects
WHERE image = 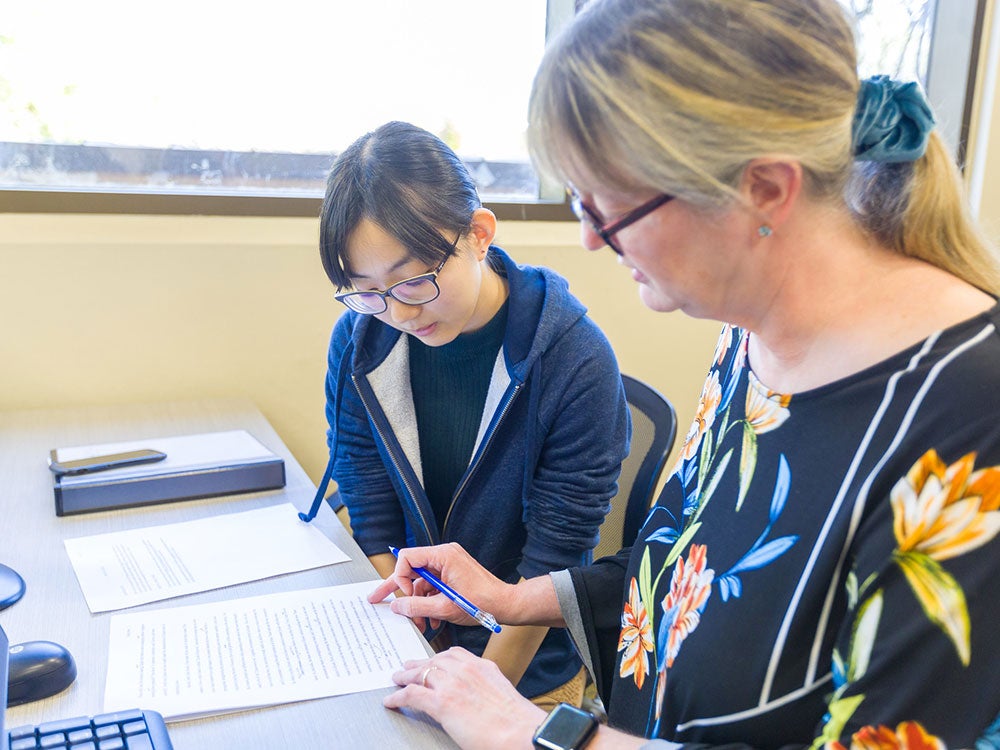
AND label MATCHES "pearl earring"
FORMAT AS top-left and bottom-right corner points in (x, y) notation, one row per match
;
(757, 224), (773, 238)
